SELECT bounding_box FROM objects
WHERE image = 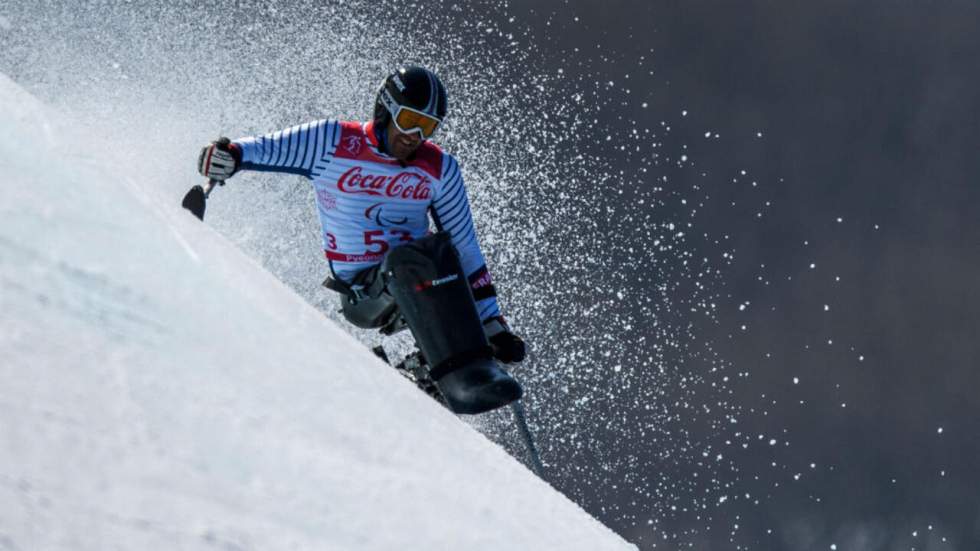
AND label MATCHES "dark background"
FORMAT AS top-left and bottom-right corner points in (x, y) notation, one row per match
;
(3, 1), (978, 549)
(503, 1), (979, 548)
